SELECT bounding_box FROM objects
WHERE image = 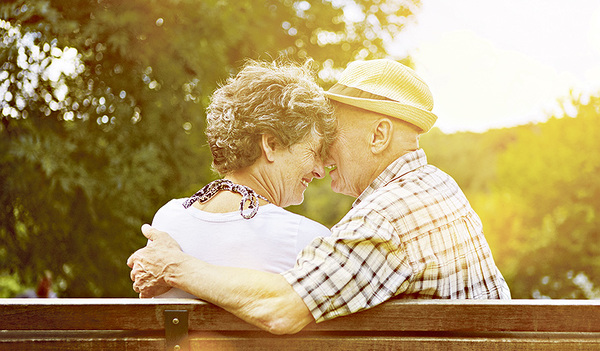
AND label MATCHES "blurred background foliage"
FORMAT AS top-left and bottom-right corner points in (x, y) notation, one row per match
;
(421, 93), (600, 299)
(1, 0), (598, 299)
(0, 0), (417, 297)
